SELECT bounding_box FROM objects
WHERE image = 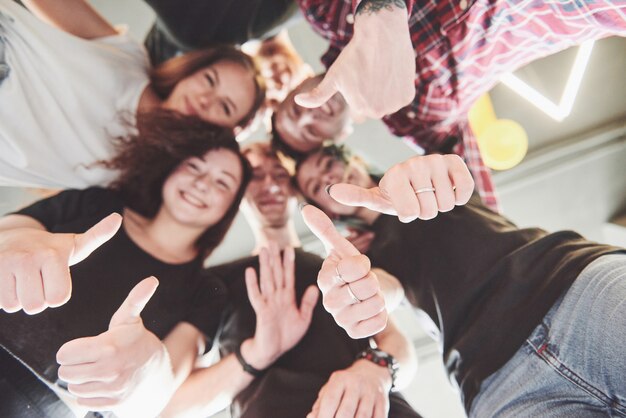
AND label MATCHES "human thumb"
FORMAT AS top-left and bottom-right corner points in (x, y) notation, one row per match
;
(71, 213), (122, 265)
(109, 276), (159, 328)
(294, 73), (337, 109)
